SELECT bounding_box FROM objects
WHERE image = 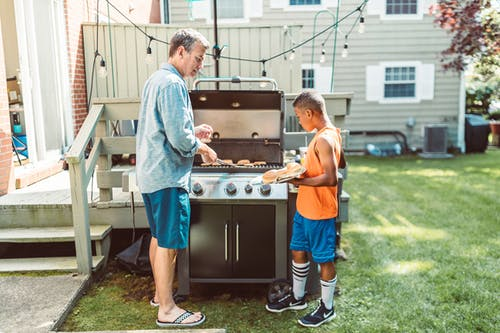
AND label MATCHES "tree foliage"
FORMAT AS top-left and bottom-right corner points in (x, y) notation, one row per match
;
(431, 1), (499, 115)
(430, 0), (499, 72)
